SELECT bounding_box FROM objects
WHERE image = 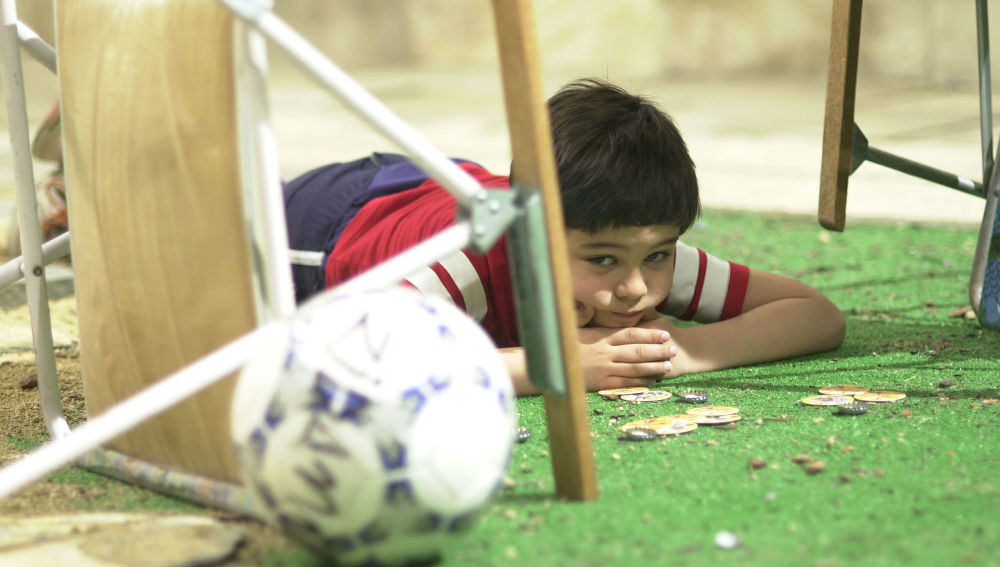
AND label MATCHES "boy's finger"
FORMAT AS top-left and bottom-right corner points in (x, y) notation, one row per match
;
(608, 328), (670, 346)
(621, 344), (671, 364)
(614, 343), (675, 365)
